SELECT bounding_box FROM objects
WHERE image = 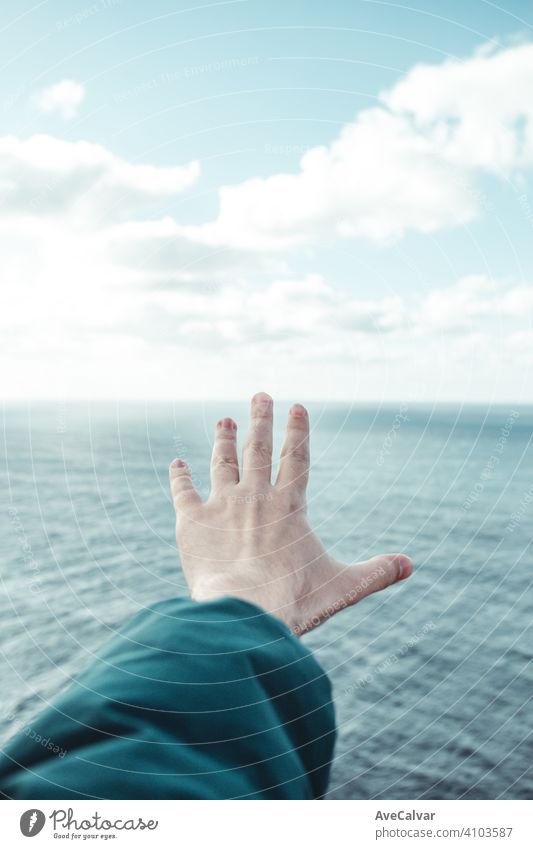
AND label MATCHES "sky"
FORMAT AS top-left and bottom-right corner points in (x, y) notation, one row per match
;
(2, 0), (533, 402)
